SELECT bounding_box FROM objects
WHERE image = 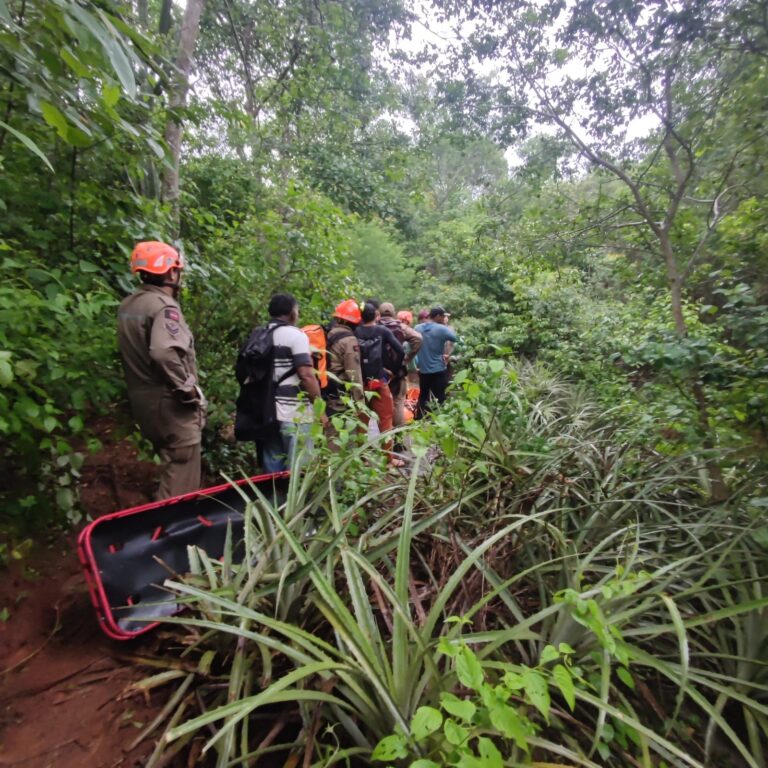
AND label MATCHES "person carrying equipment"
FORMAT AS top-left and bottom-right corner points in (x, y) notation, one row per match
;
(355, 302), (404, 451)
(301, 323), (329, 394)
(117, 241), (206, 500)
(235, 293), (328, 472)
(326, 299), (365, 414)
(378, 303), (422, 427)
(414, 306), (457, 419)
